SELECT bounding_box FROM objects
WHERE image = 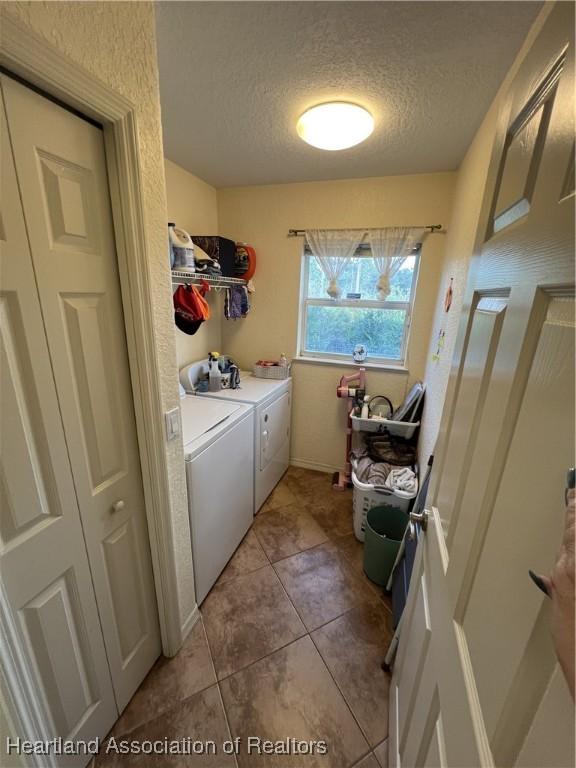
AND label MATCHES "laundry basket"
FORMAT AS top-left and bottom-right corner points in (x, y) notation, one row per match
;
(252, 363), (291, 379)
(352, 468), (418, 542)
